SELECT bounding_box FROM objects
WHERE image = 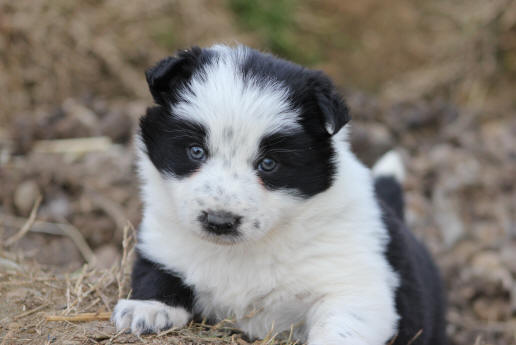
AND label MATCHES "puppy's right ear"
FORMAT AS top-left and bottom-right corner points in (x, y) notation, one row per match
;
(311, 72), (350, 136)
(145, 47), (204, 106)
